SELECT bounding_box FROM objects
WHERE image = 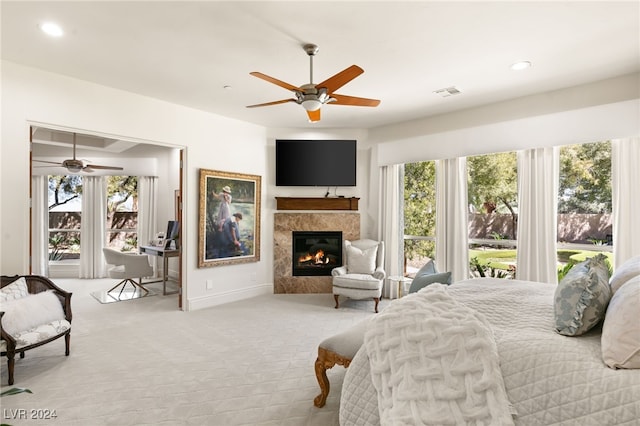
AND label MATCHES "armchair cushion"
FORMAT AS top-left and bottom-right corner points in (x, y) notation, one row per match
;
(0, 277), (29, 302)
(345, 240), (379, 275)
(0, 320), (71, 351)
(332, 265), (348, 277)
(333, 274), (383, 291)
(372, 267), (386, 281)
(1, 291), (66, 336)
